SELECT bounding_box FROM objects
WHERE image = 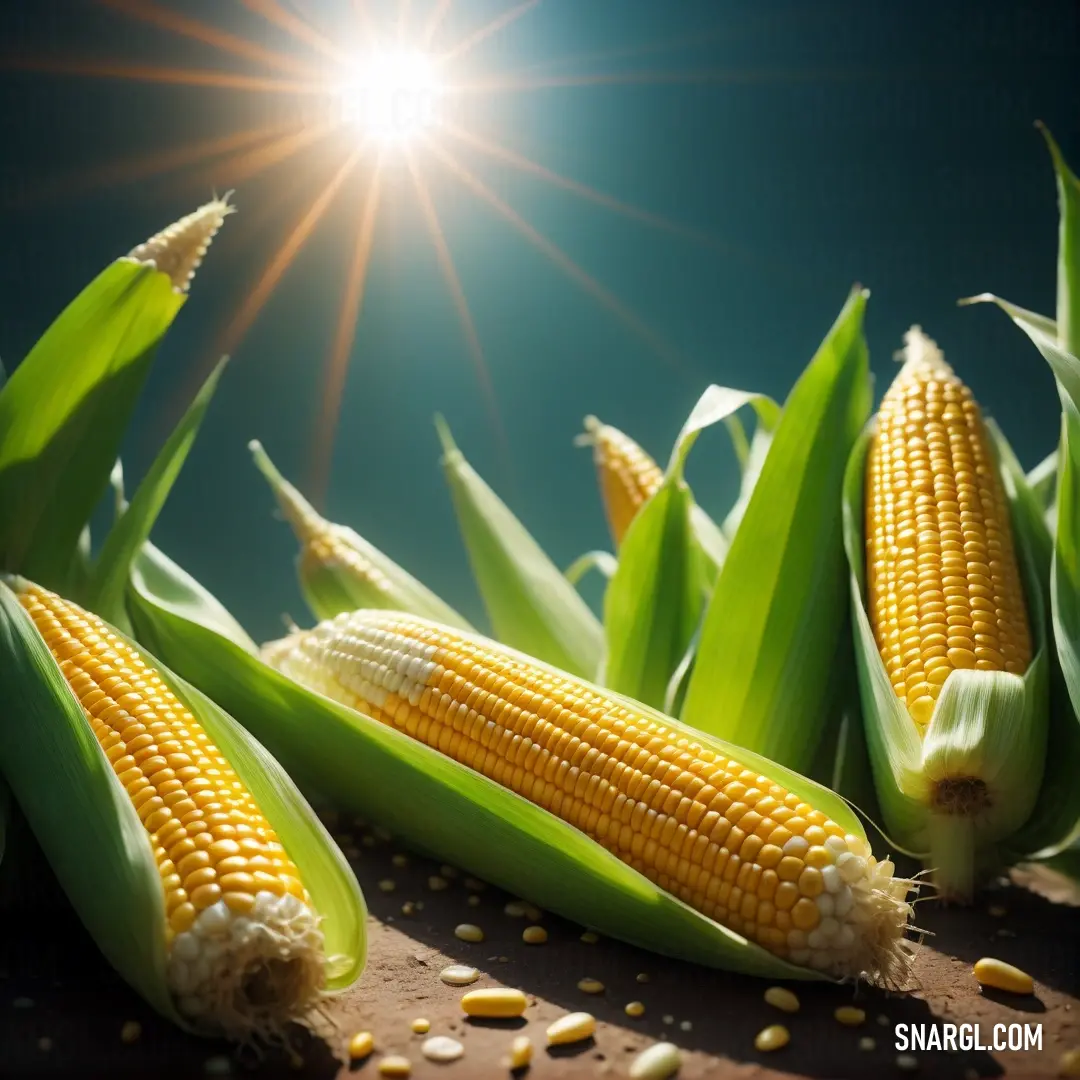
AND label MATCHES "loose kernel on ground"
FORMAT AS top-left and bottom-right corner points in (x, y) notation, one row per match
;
(523, 926), (548, 945)
(461, 988), (527, 1018)
(577, 978), (605, 994)
(835, 1006), (866, 1026)
(547, 1012), (596, 1046)
(378, 1055), (412, 1078)
(764, 987), (800, 1013)
(973, 957), (1034, 995)
(411, 1018), (430, 1034)
(455, 924), (485, 943)
(348, 1031), (375, 1060)
(629, 1042), (682, 1080)
(755, 1025), (790, 1052)
(506, 1035), (533, 1070)
(441, 965), (480, 986)
(625, 1001), (646, 1018)
(120, 1021), (141, 1044)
